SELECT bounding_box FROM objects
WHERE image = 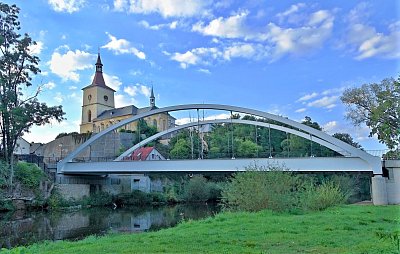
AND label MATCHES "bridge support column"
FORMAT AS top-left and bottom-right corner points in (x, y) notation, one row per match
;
(371, 175), (388, 205)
